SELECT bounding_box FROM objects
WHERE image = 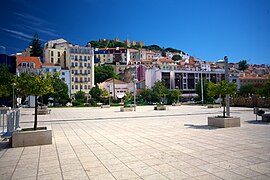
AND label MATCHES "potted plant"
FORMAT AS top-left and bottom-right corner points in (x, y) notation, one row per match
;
(12, 72), (54, 147)
(207, 80), (240, 128)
